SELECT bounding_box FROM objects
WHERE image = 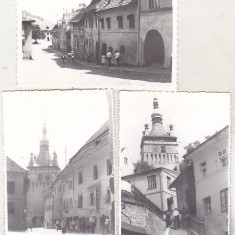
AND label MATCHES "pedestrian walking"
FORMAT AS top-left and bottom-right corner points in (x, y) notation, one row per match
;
(172, 208), (180, 230)
(106, 51), (112, 67)
(61, 54), (66, 64)
(105, 216), (110, 234)
(165, 210), (172, 228)
(72, 219), (75, 232)
(100, 215), (106, 235)
(89, 215), (96, 234)
(71, 54), (75, 63)
(61, 221), (66, 234)
(101, 55), (106, 67)
(114, 50), (120, 66)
